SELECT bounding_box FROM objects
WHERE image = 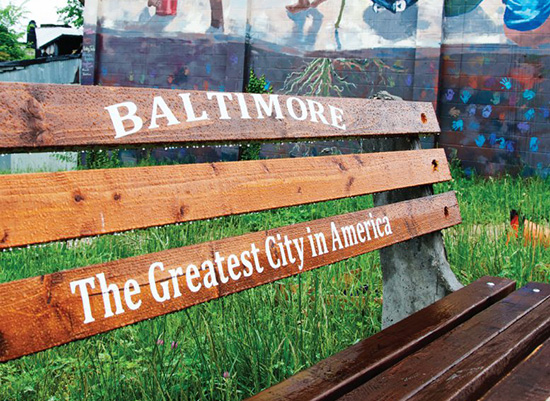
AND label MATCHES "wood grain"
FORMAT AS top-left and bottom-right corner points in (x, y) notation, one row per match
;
(480, 337), (550, 401)
(247, 276), (516, 401)
(0, 82), (439, 150)
(0, 192), (460, 362)
(409, 290), (550, 401)
(340, 282), (550, 401)
(0, 149), (451, 249)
